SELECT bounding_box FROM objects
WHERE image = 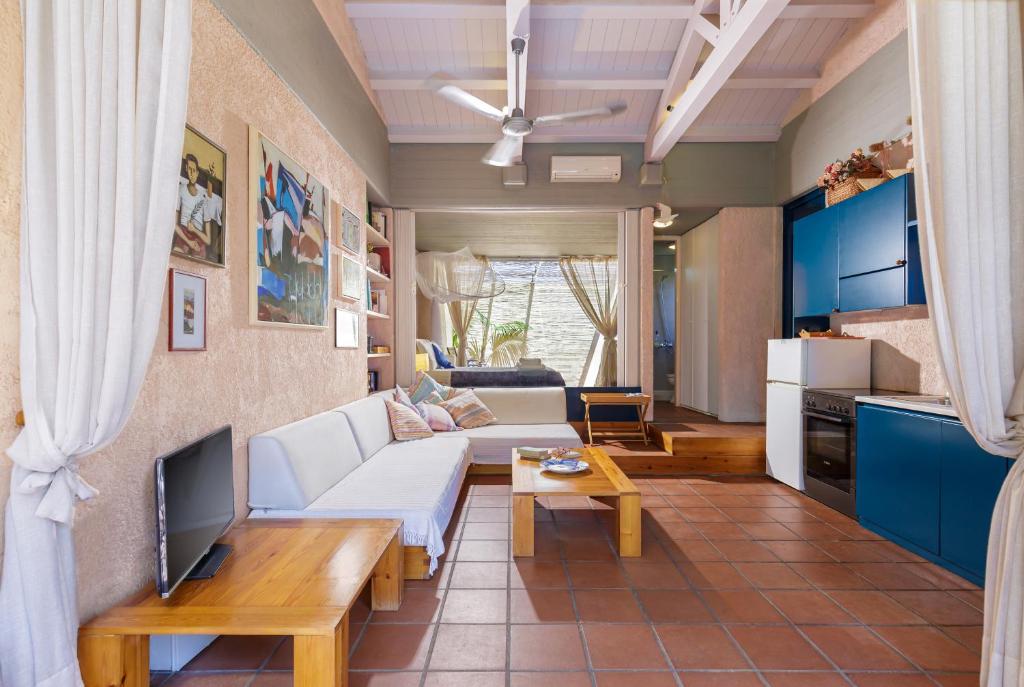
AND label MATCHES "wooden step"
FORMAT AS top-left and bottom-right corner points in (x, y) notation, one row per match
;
(646, 421), (766, 473)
